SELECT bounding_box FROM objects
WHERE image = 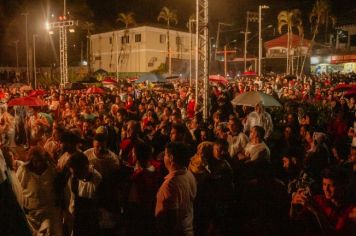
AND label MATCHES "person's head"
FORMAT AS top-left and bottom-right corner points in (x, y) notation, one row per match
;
(93, 133), (107, 156)
(164, 142), (190, 171)
(321, 168), (347, 201)
(284, 126), (293, 139)
(67, 151), (90, 180)
(213, 139), (229, 160)
(133, 142), (152, 168)
(349, 146), (356, 163)
(228, 116), (243, 134)
(249, 125), (265, 142)
(255, 103), (263, 113)
(127, 120), (140, 139)
(83, 121), (91, 133)
(170, 123), (186, 142)
(59, 131), (81, 153)
(27, 146), (49, 173)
